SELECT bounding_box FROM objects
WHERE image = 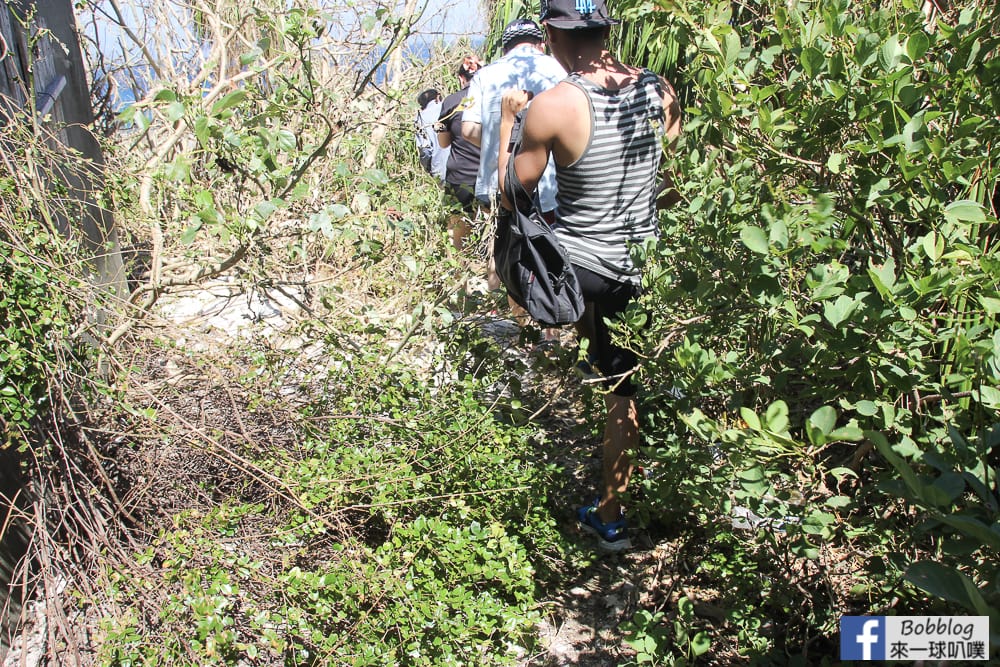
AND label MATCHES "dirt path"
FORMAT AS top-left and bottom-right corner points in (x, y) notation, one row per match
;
(503, 335), (684, 666)
(530, 546), (675, 666)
